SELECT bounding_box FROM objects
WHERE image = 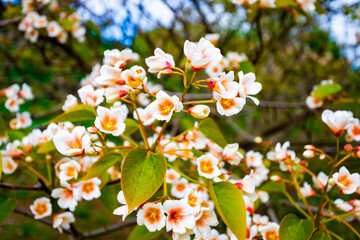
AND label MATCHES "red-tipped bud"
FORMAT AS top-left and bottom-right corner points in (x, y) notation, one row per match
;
(319, 153), (326, 160)
(235, 182), (243, 189)
(119, 90), (127, 97)
(300, 160), (308, 166)
(345, 144), (352, 152)
(304, 144), (315, 150)
(270, 175), (282, 182)
(87, 126), (98, 134)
